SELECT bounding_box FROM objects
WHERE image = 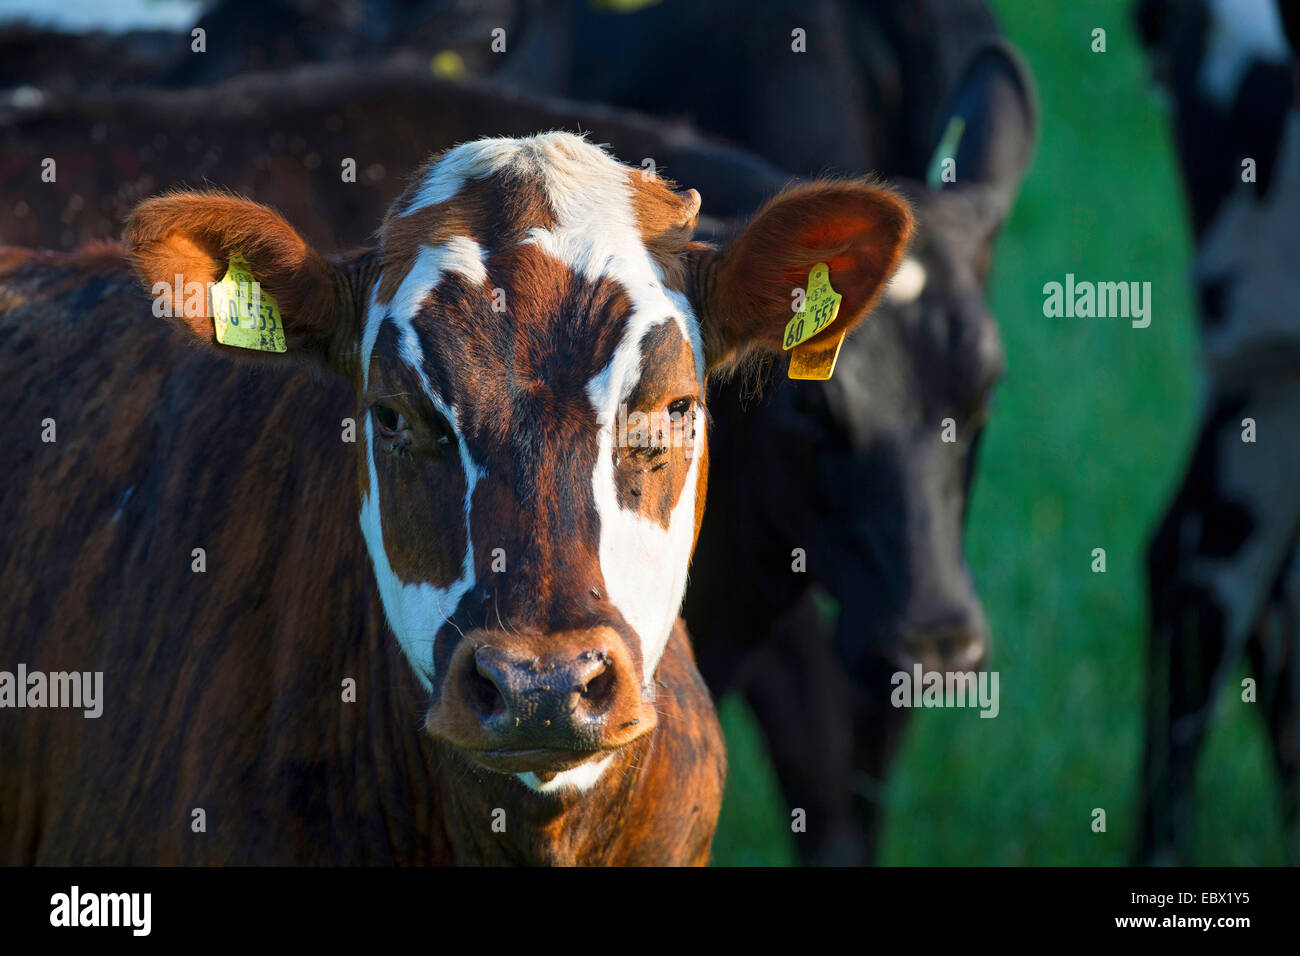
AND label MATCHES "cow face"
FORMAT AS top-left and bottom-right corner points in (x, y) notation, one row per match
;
(762, 42), (1036, 685)
(126, 133), (911, 788)
(809, 186), (1005, 679)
